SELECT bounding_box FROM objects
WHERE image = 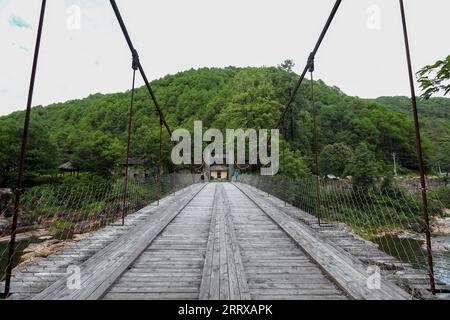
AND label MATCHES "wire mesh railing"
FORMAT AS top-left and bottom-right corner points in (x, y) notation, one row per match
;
(239, 174), (450, 287)
(0, 172), (201, 283)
